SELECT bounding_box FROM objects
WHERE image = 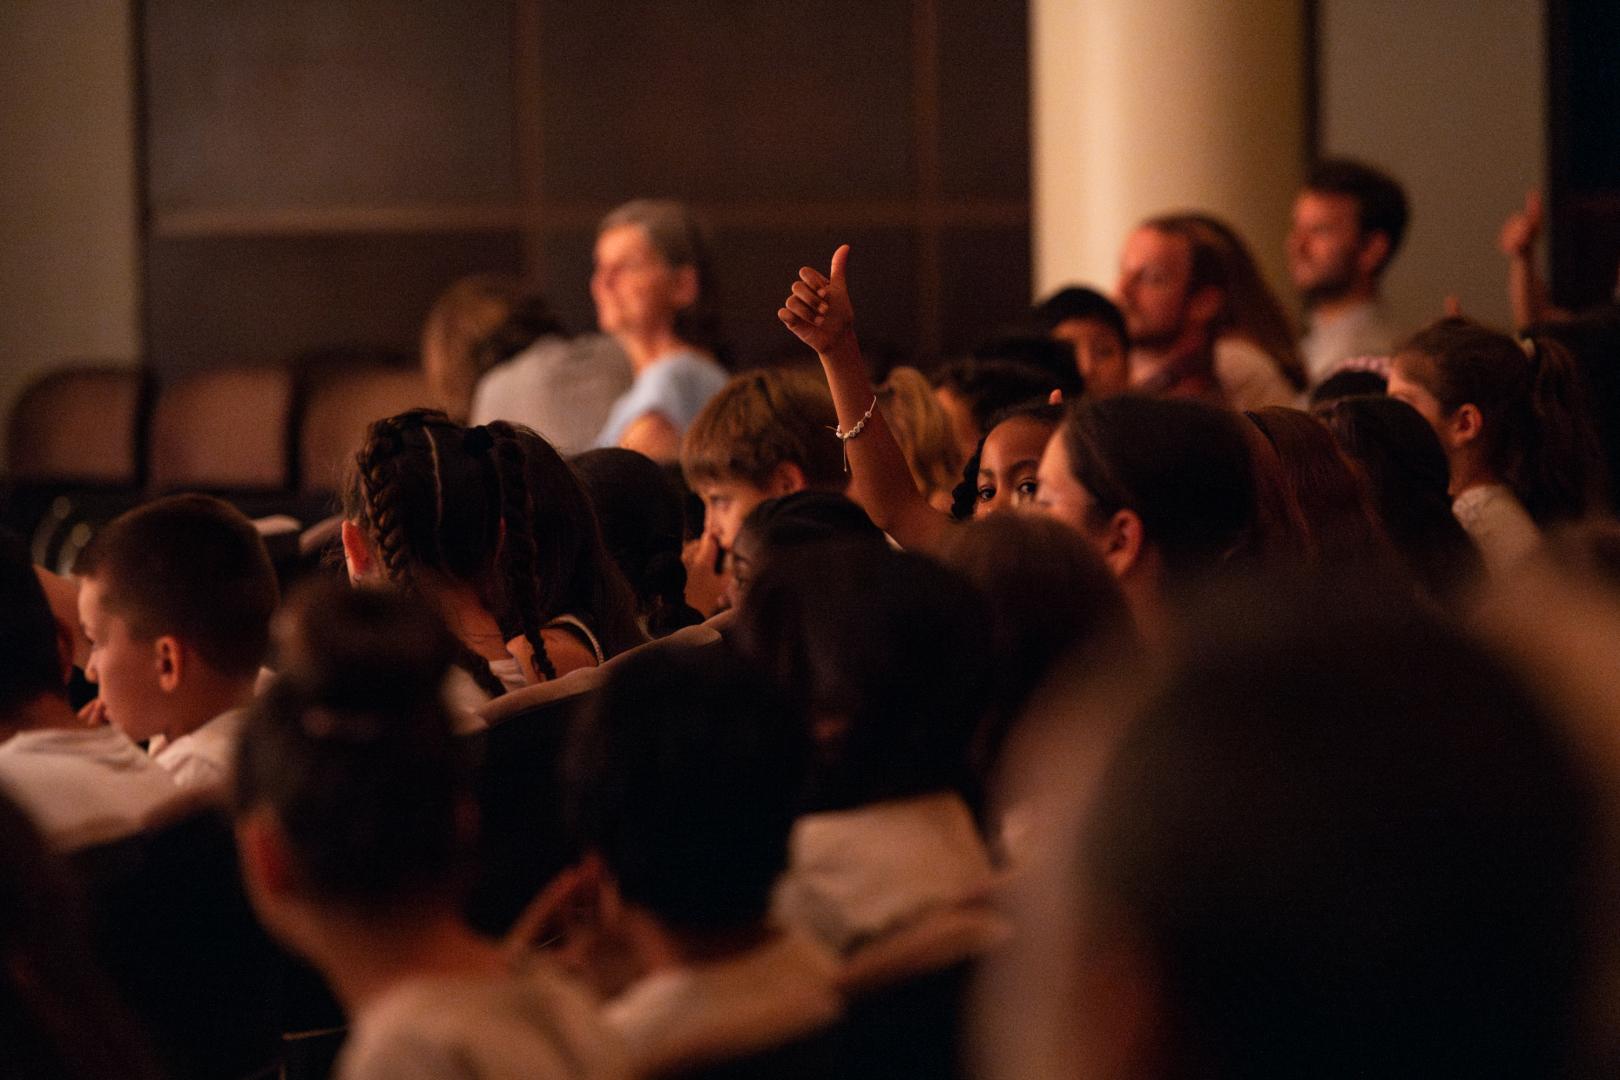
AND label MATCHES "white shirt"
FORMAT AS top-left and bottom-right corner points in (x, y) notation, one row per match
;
(605, 930), (841, 1077)
(337, 959), (627, 1080)
(0, 724), (190, 851)
(470, 334), (633, 457)
(1213, 336), (1302, 410)
(1452, 484), (1541, 579)
(150, 707), (247, 791)
(1300, 300), (1398, 385)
